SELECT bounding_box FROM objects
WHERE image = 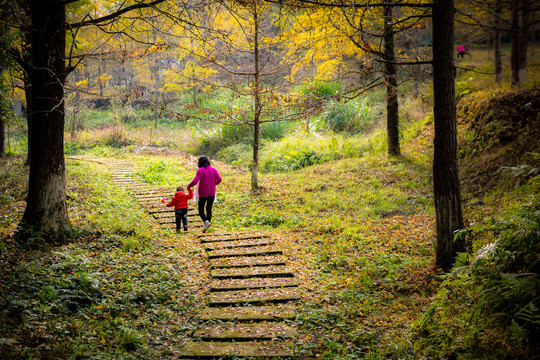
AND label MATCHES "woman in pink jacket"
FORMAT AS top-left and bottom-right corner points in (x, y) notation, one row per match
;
(187, 156), (222, 233)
